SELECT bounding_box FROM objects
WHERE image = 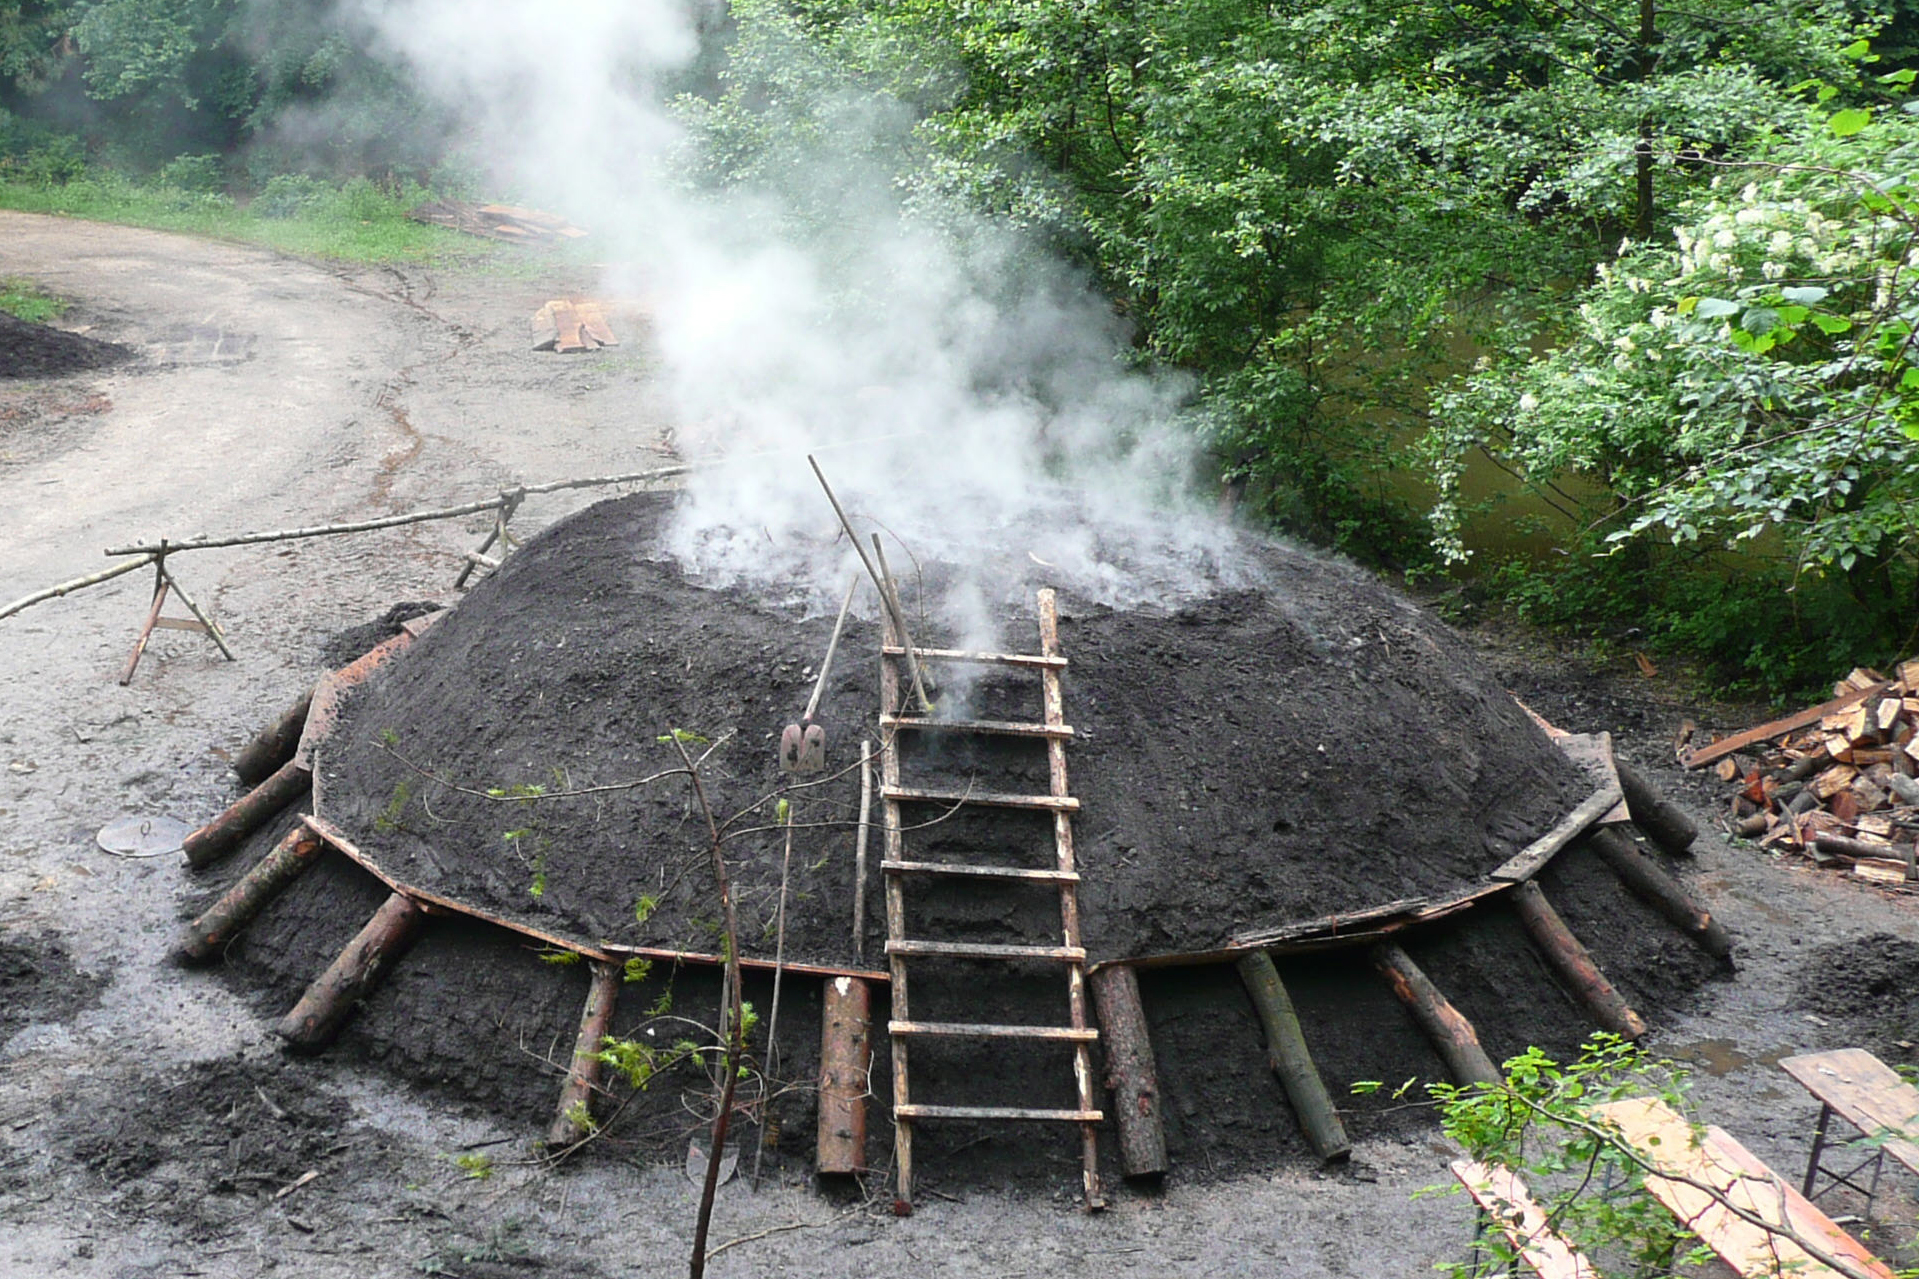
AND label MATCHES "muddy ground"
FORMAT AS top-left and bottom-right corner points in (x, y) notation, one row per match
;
(5, 210), (1919, 1277)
